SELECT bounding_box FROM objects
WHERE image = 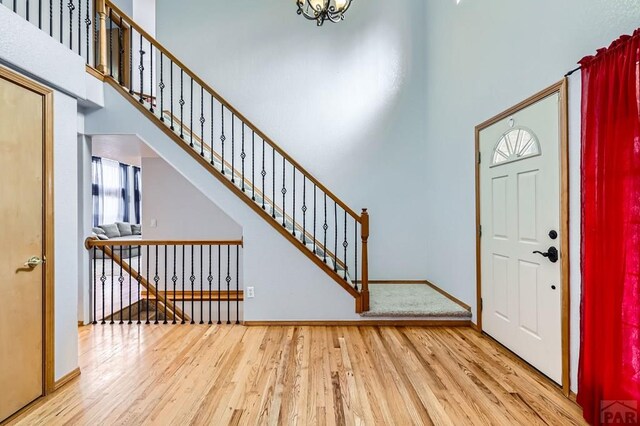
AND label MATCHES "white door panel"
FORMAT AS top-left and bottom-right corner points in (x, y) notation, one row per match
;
(480, 92), (562, 383)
